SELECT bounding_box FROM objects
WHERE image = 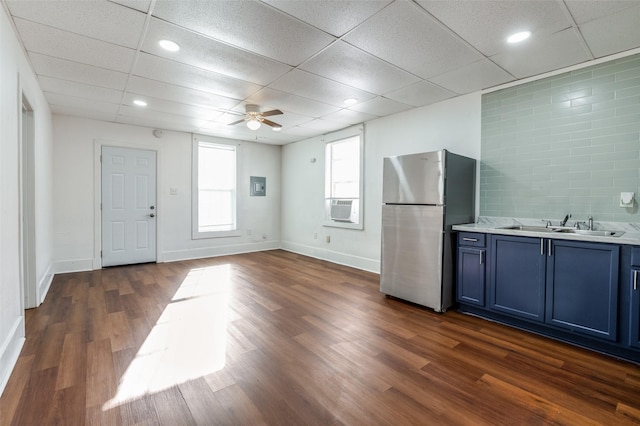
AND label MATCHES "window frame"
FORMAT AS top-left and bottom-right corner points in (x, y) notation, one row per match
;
(323, 128), (364, 230)
(192, 136), (242, 239)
